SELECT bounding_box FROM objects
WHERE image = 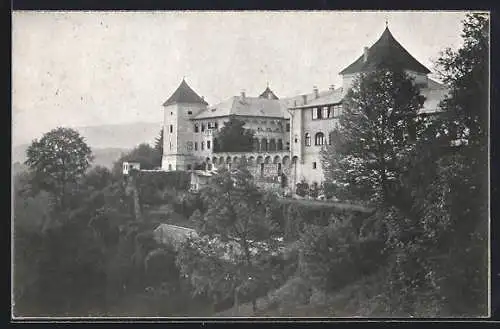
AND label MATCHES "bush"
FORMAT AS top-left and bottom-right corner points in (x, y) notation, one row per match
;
(295, 180), (309, 197)
(298, 215), (386, 293)
(309, 182), (319, 199)
(137, 171), (191, 206)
